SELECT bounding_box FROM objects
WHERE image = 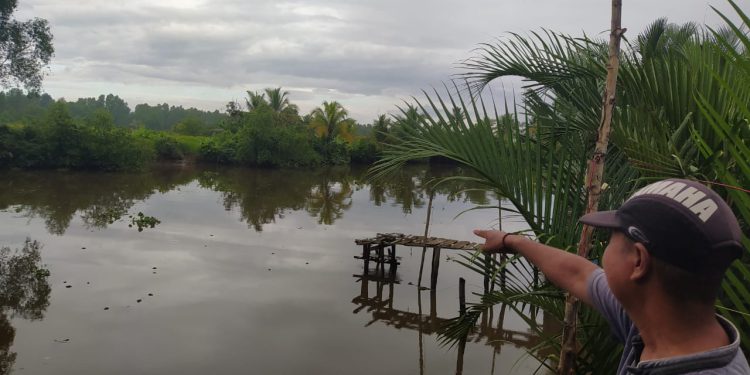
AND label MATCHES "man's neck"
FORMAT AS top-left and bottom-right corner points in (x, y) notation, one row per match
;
(629, 299), (728, 362)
